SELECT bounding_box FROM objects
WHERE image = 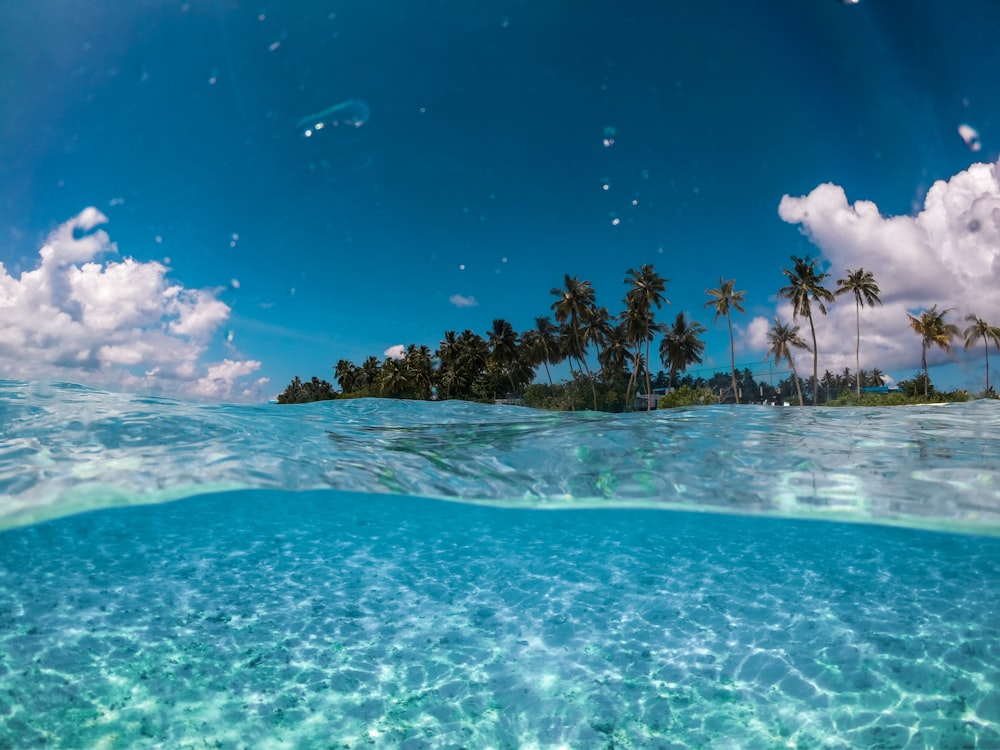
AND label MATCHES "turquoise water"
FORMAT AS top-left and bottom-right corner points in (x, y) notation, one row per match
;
(1, 382), (999, 747)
